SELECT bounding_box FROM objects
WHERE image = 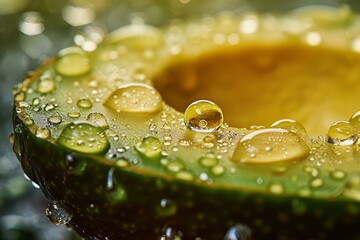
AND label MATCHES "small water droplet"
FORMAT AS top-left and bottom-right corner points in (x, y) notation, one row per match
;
(268, 182), (285, 195)
(326, 121), (359, 146)
(46, 200), (72, 225)
(156, 198), (177, 217)
(135, 136), (162, 159)
(175, 171), (194, 181)
(199, 152), (218, 167)
(309, 177), (324, 188)
(184, 100), (223, 133)
(77, 98), (93, 109)
(104, 83), (163, 113)
(271, 119), (308, 137)
(223, 223), (252, 240)
(44, 103), (56, 112)
(57, 122), (110, 154)
(36, 127), (50, 139)
(55, 47), (91, 77)
(202, 135), (216, 148)
(211, 165), (225, 176)
(37, 73), (56, 94)
(330, 170), (346, 180)
(160, 226), (183, 240)
(48, 113), (62, 125)
(232, 128), (310, 164)
(167, 161), (185, 173)
(68, 112), (80, 118)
